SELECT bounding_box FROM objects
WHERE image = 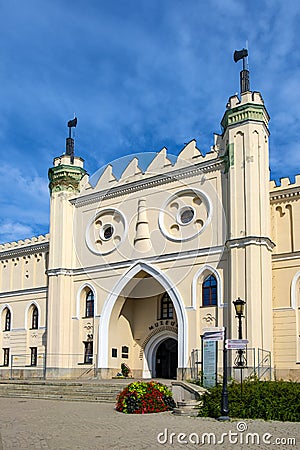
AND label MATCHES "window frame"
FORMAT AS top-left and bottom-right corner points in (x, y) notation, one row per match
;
(4, 308), (11, 332)
(3, 348), (9, 367)
(159, 293), (174, 319)
(31, 306), (39, 330)
(30, 347), (37, 366)
(85, 290), (94, 318)
(202, 274), (218, 307)
(83, 341), (93, 364)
